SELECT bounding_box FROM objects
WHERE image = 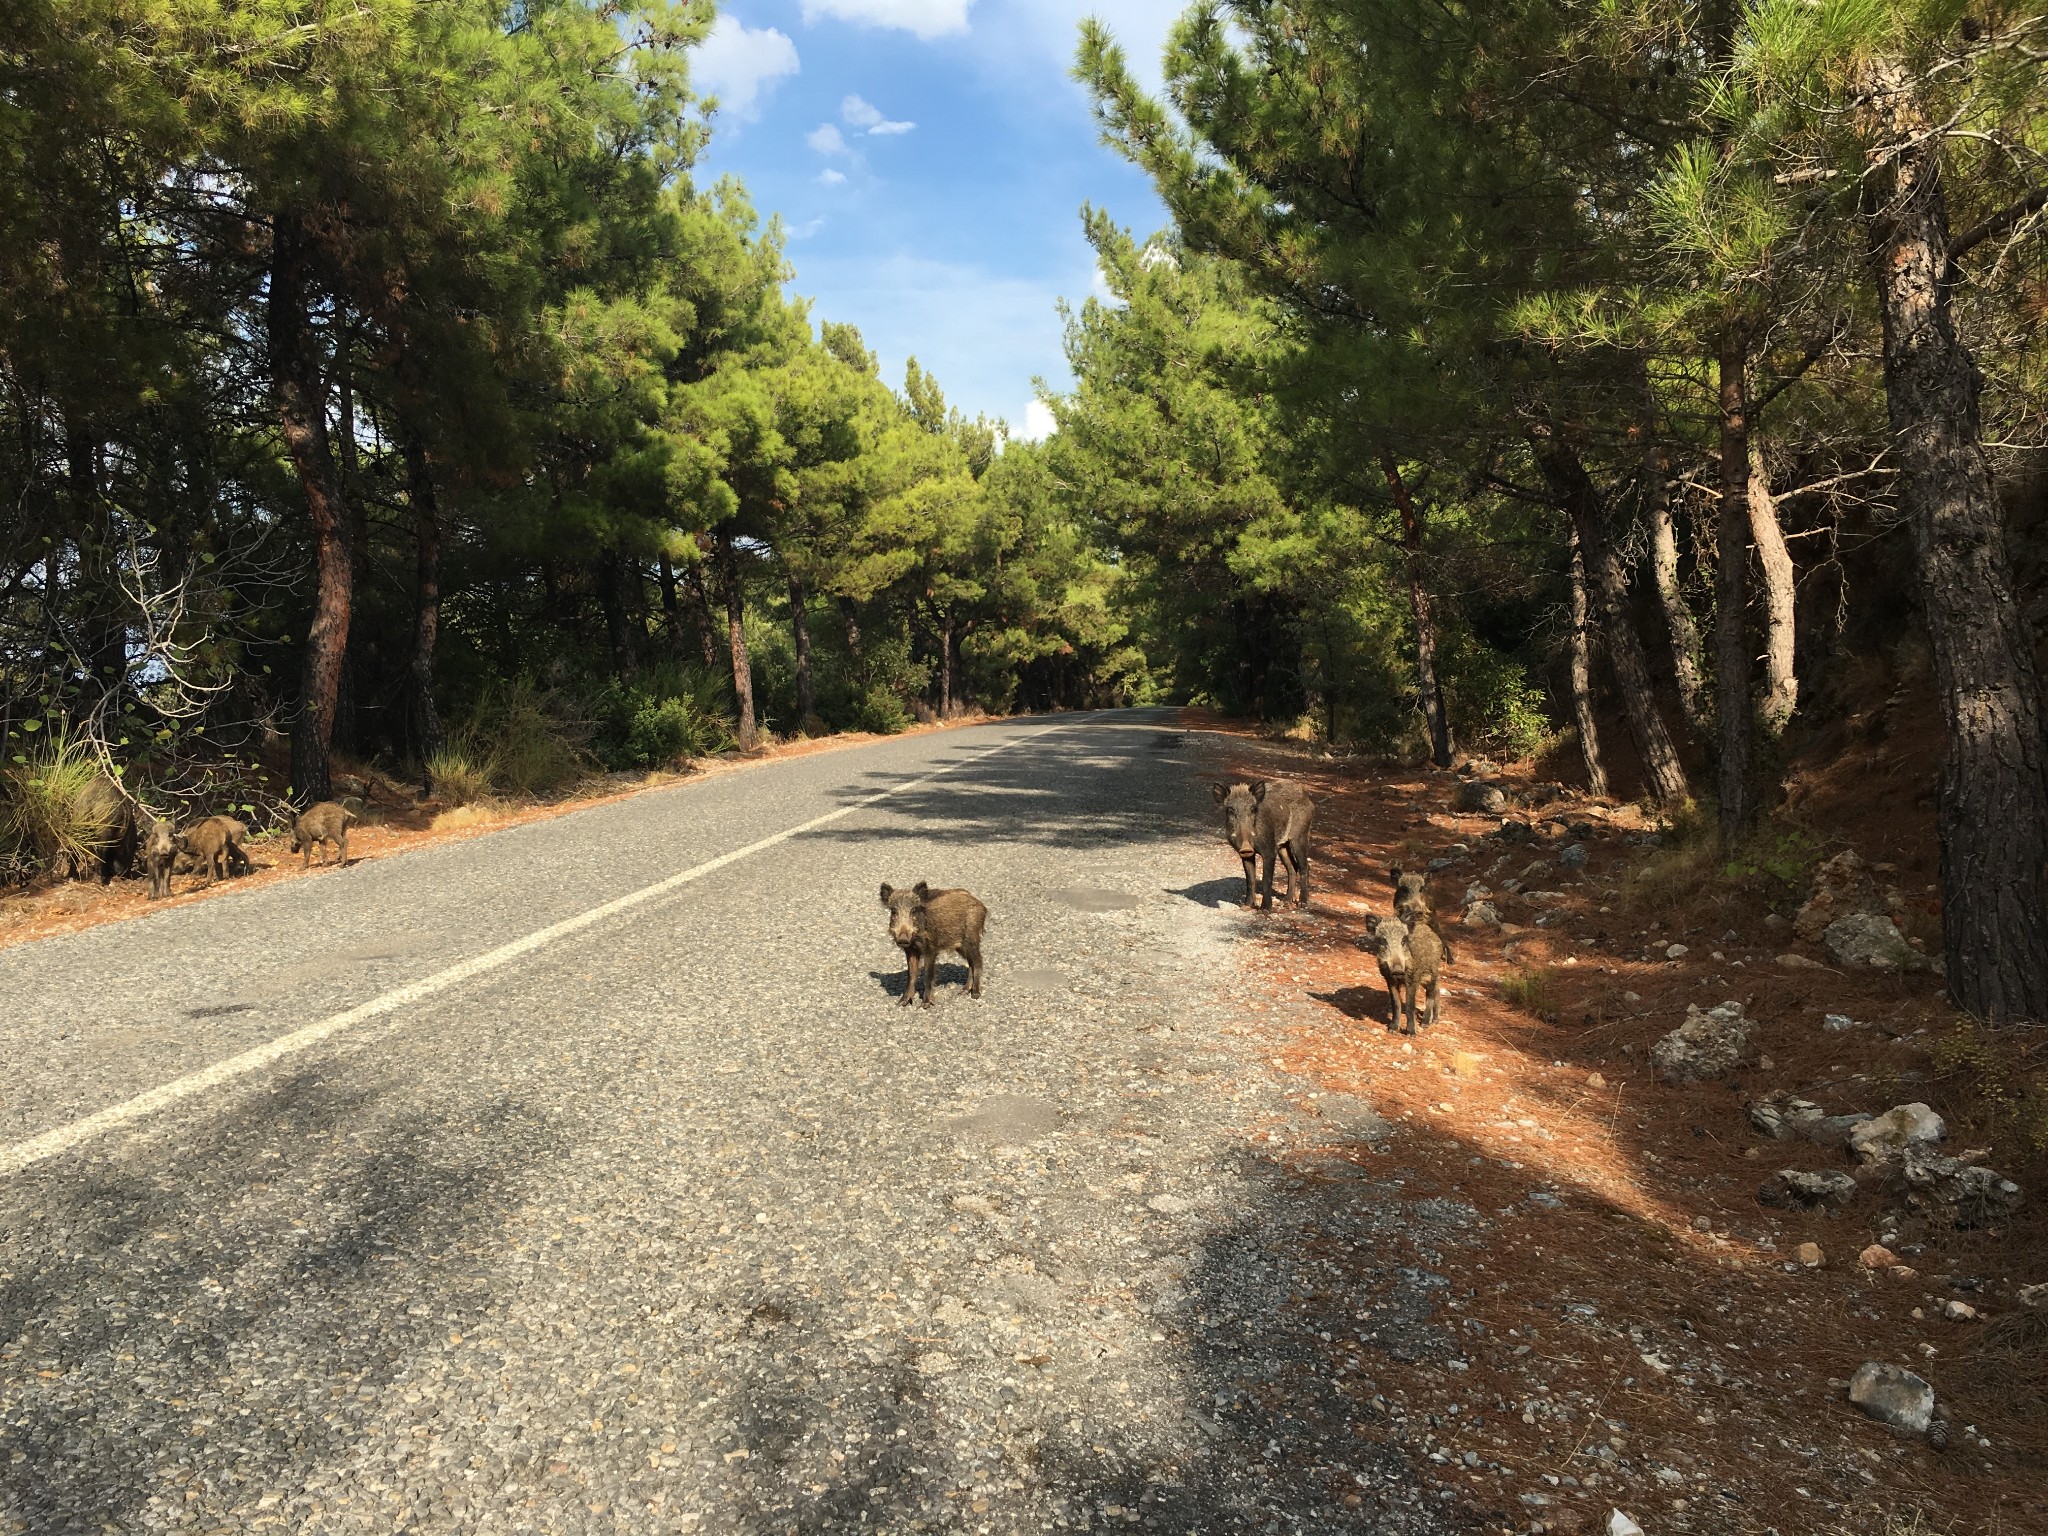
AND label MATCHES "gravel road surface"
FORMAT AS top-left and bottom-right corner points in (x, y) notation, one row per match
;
(1, 711), (1479, 1534)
